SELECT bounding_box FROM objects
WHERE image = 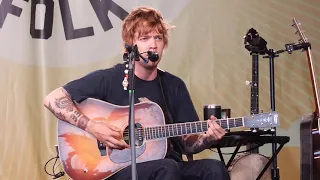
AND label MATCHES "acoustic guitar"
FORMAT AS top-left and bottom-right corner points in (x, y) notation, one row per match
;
(294, 17), (320, 180)
(57, 98), (280, 180)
